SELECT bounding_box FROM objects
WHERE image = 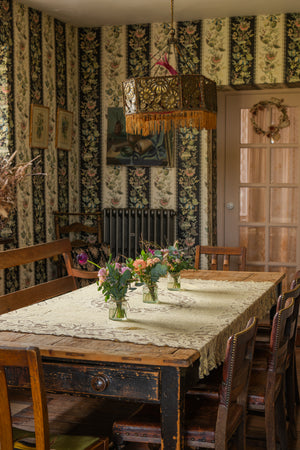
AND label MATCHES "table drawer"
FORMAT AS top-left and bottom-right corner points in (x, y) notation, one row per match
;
(43, 362), (160, 401)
